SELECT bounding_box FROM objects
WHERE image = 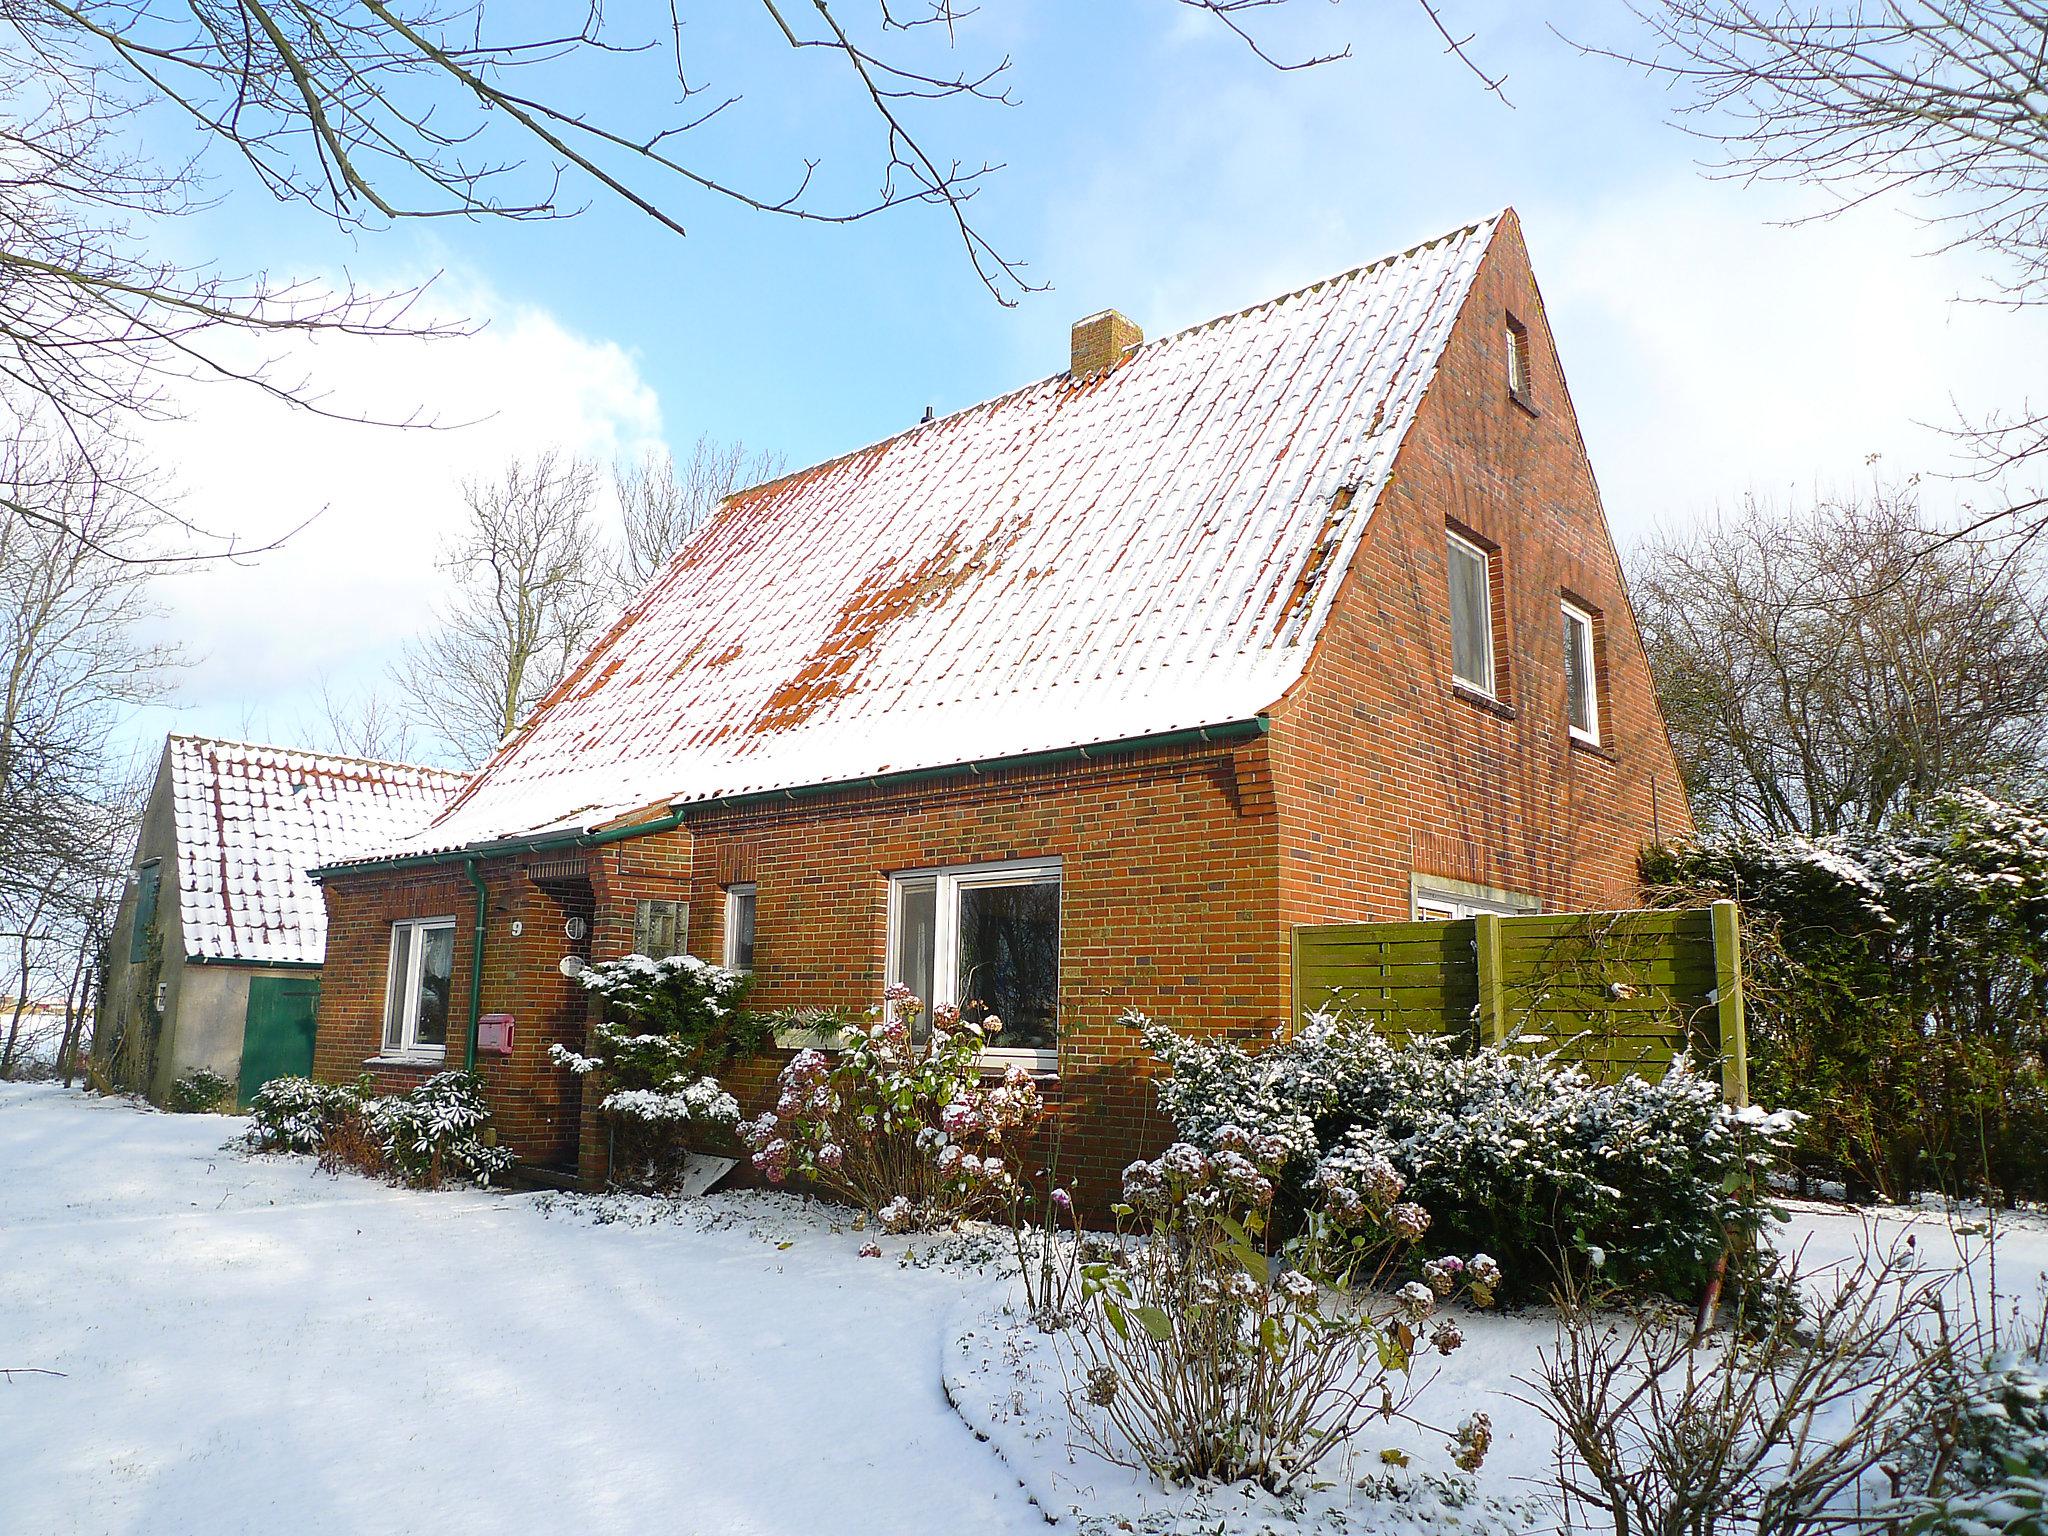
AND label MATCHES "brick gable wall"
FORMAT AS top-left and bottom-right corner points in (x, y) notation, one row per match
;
(1267, 212), (1692, 927)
